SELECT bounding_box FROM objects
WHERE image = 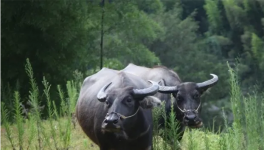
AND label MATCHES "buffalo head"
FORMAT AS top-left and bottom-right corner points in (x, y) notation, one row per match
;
(158, 74), (218, 128)
(97, 81), (161, 133)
